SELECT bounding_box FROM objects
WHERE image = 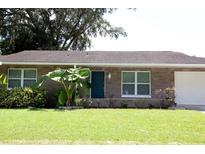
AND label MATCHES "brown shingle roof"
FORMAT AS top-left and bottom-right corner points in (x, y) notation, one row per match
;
(1, 50), (205, 64)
